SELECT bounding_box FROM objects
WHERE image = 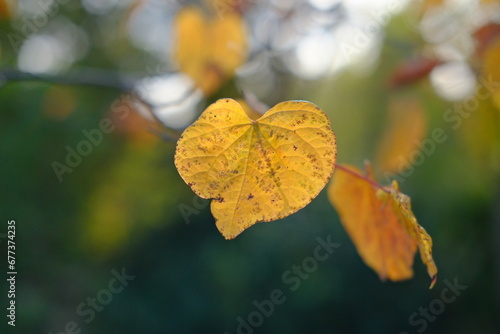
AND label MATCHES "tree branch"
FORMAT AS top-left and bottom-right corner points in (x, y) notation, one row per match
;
(0, 67), (138, 91)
